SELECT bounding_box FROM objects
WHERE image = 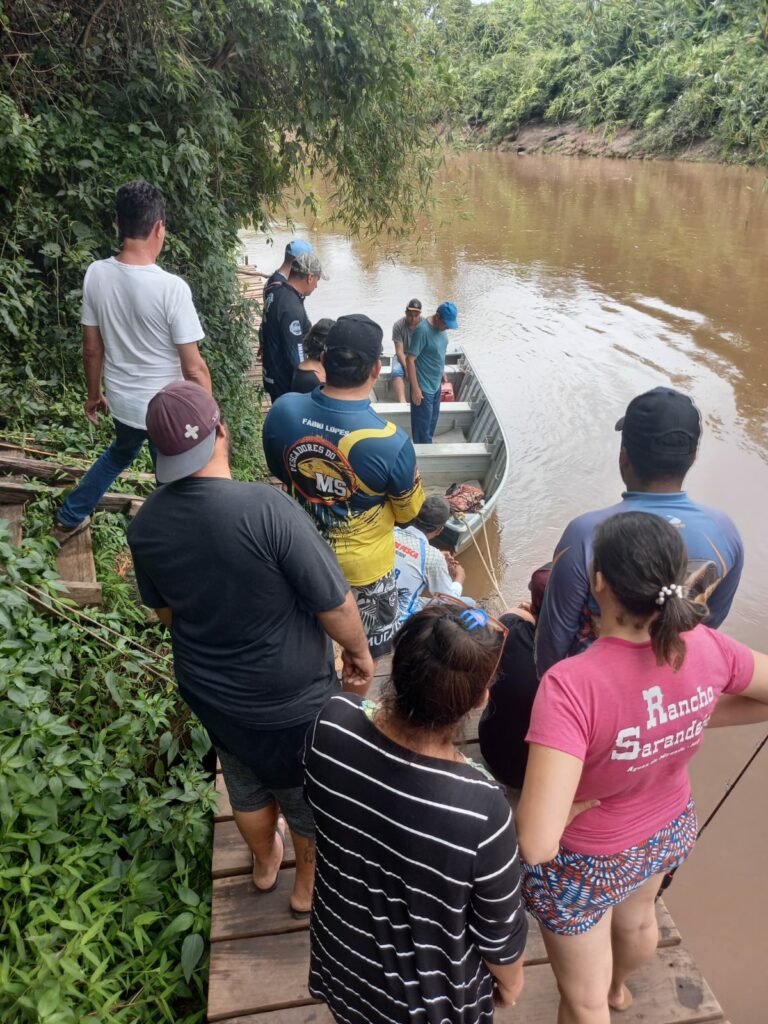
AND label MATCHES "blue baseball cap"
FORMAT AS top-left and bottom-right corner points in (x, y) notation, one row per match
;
(436, 301), (458, 329)
(285, 239), (313, 258)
